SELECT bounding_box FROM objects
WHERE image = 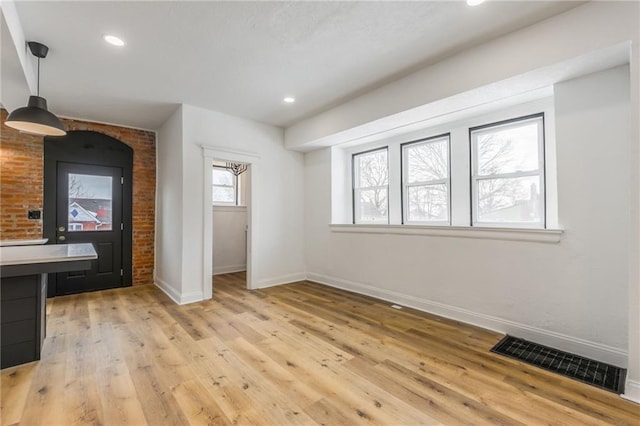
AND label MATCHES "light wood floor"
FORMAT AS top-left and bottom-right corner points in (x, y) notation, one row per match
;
(2, 272), (638, 425)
